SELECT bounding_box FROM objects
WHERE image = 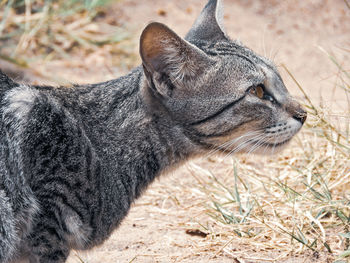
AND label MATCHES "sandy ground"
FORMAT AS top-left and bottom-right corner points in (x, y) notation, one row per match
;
(64, 1), (350, 262)
(3, 0), (349, 262)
